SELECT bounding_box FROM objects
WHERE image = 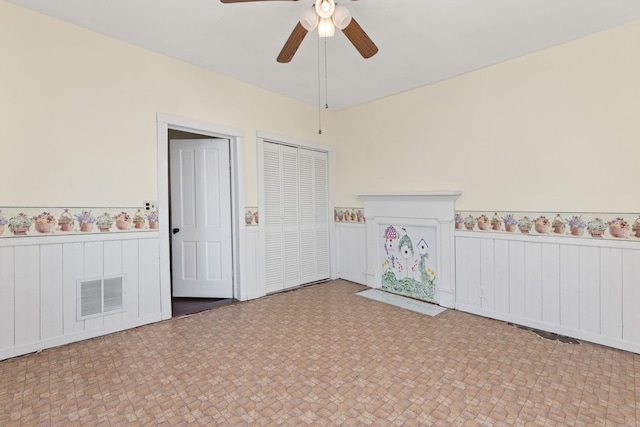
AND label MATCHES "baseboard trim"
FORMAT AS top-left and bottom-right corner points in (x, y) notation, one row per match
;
(456, 303), (640, 354)
(0, 314), (163, 361)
